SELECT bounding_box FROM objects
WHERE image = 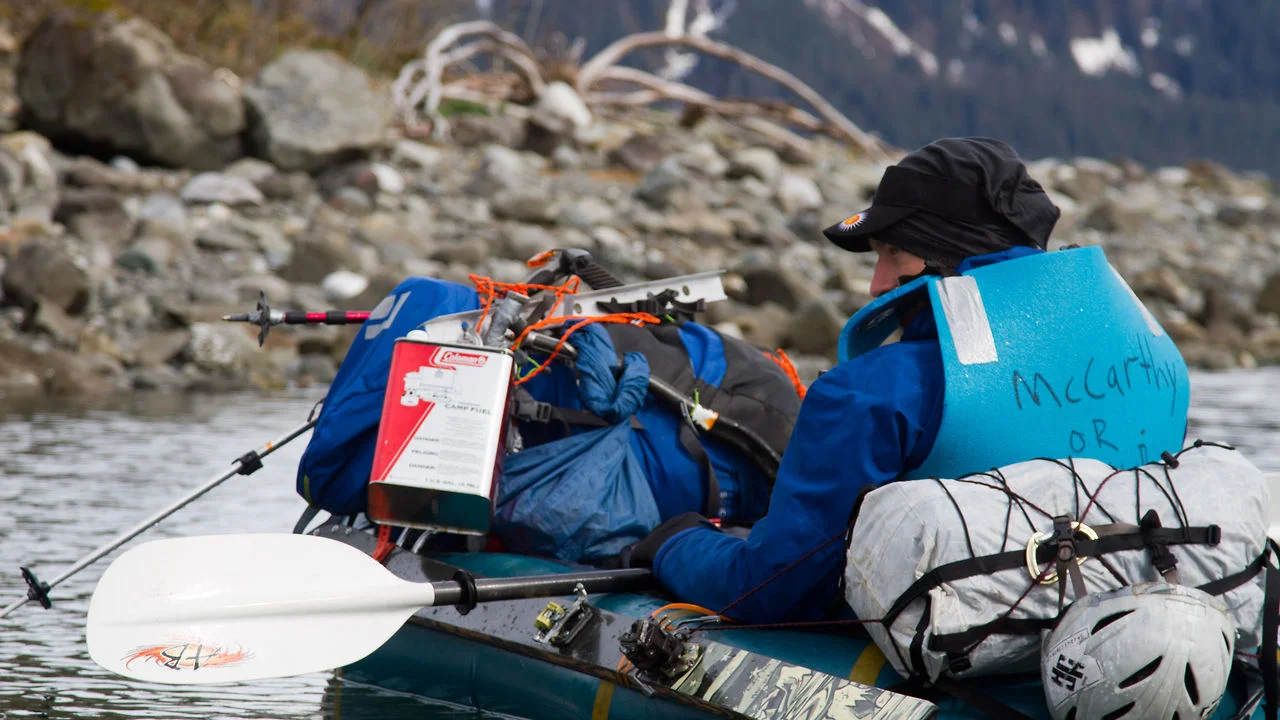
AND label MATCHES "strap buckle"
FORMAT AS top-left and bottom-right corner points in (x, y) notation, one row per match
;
(1025, 519), (1098, 584)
